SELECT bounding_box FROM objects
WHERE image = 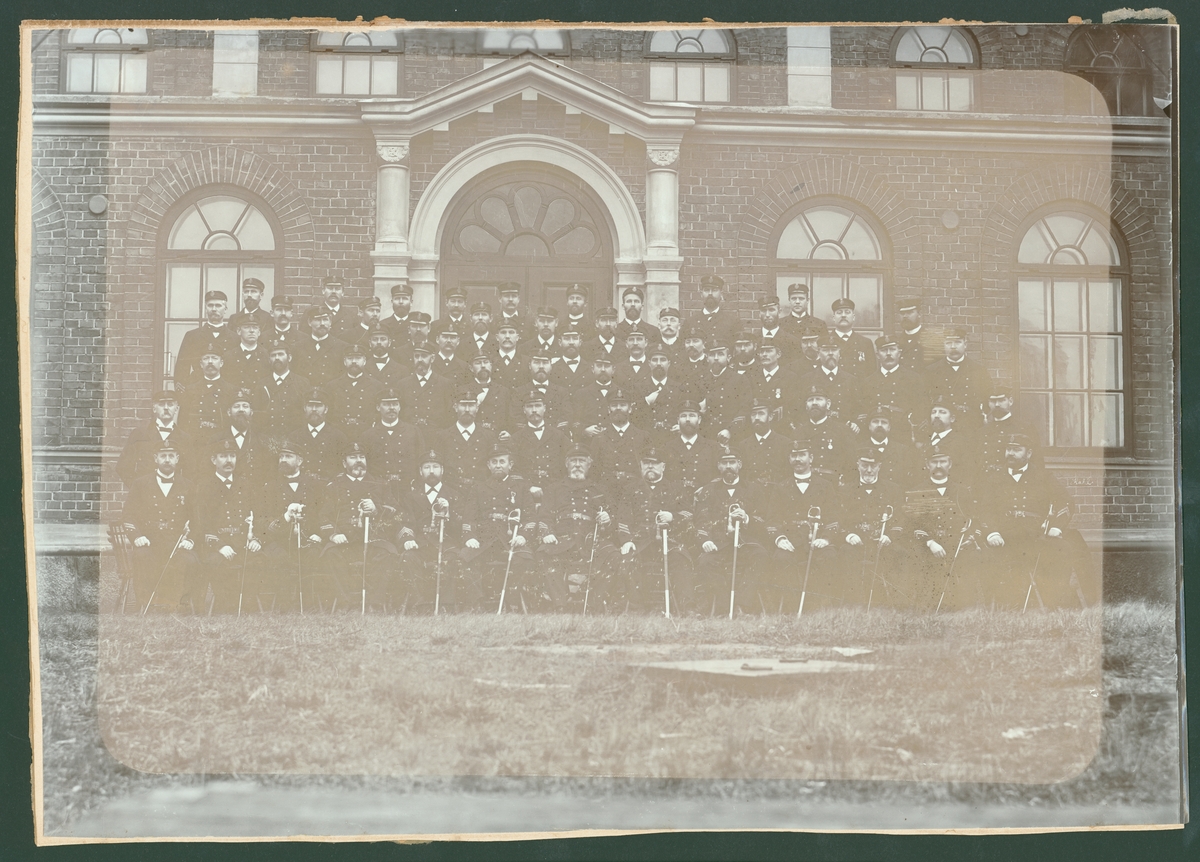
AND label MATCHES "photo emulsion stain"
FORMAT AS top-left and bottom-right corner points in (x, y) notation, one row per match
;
(22, 20), (1182, 840)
